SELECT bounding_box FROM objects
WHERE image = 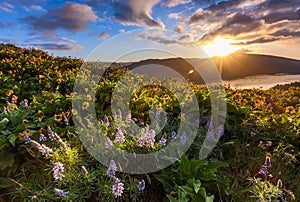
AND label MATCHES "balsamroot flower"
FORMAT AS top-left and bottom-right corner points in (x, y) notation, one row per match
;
(53, 162), (65, 181)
